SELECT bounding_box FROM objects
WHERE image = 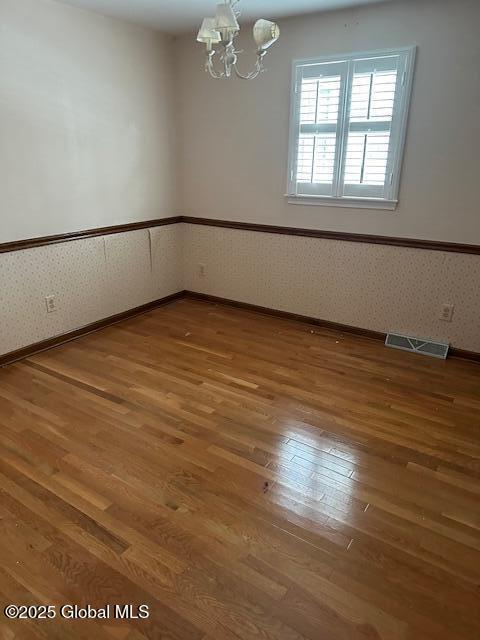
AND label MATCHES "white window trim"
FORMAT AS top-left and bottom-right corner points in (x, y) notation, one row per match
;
(286, 46), (416, 211)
